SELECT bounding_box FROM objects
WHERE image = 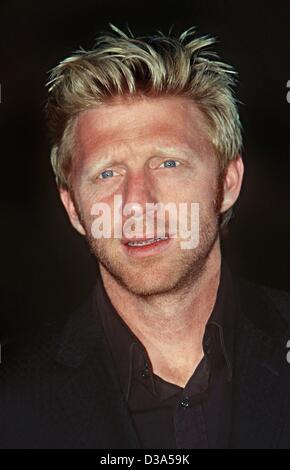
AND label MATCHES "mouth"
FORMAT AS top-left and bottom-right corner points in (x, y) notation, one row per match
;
(121, 235), (172, 258)
(126, 236), (169, 247)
